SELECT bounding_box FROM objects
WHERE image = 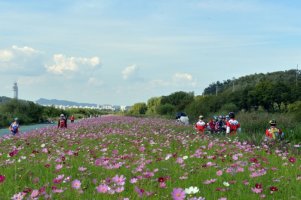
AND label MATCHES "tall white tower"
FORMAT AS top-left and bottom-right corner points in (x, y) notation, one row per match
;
(13, 82), (18, 99)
